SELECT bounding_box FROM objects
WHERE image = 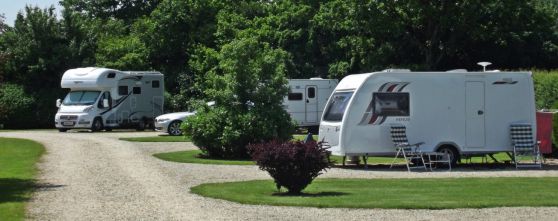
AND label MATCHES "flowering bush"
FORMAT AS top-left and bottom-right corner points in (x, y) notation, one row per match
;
(248, 140), (331, 195)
